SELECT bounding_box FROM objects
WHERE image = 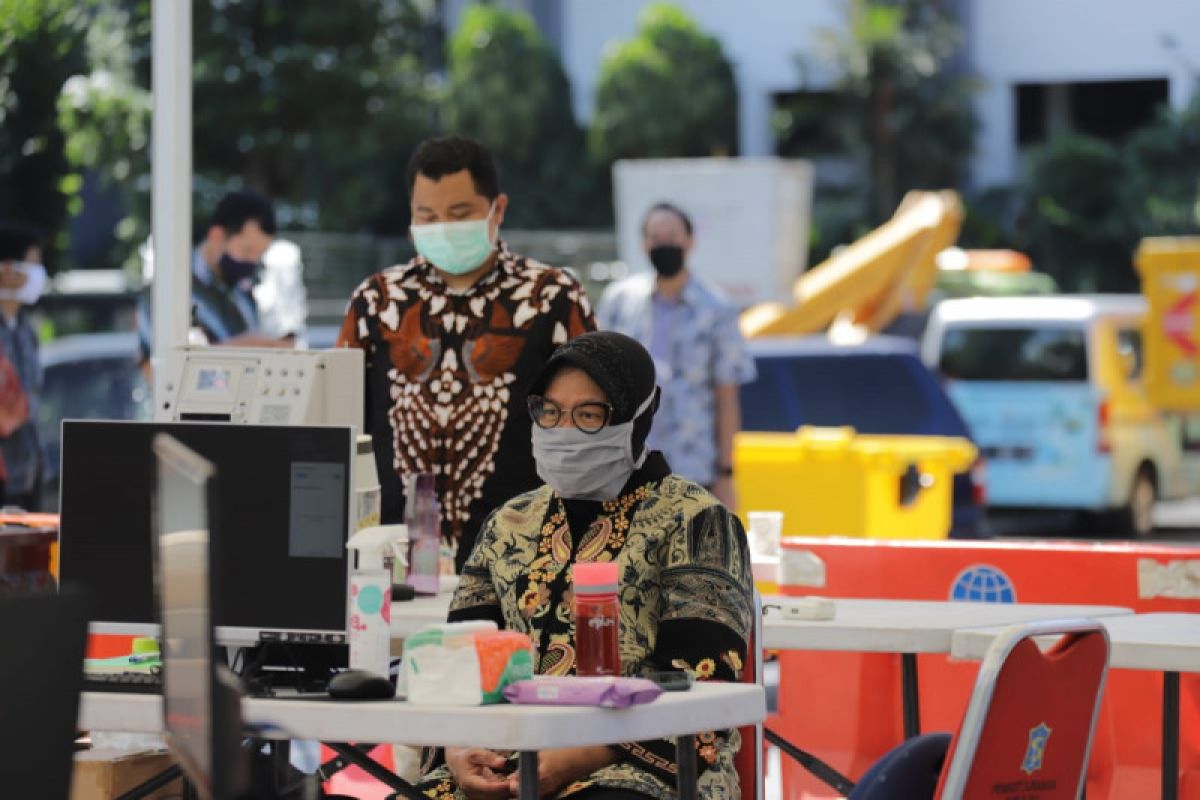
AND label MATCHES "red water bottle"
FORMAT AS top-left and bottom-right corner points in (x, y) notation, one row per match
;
(573, 561), (621, 676)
